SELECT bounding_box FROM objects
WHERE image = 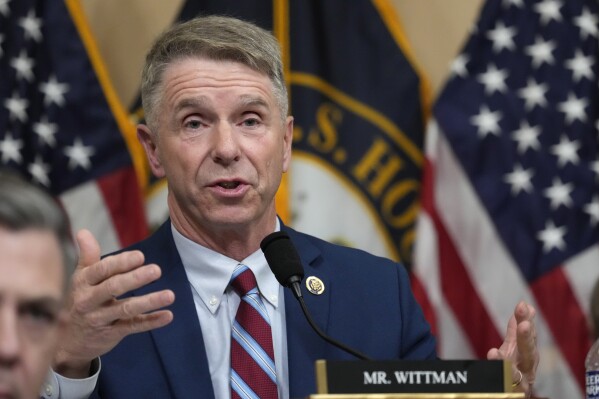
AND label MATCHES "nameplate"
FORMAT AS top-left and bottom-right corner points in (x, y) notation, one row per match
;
(315, 360), (513, 394)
